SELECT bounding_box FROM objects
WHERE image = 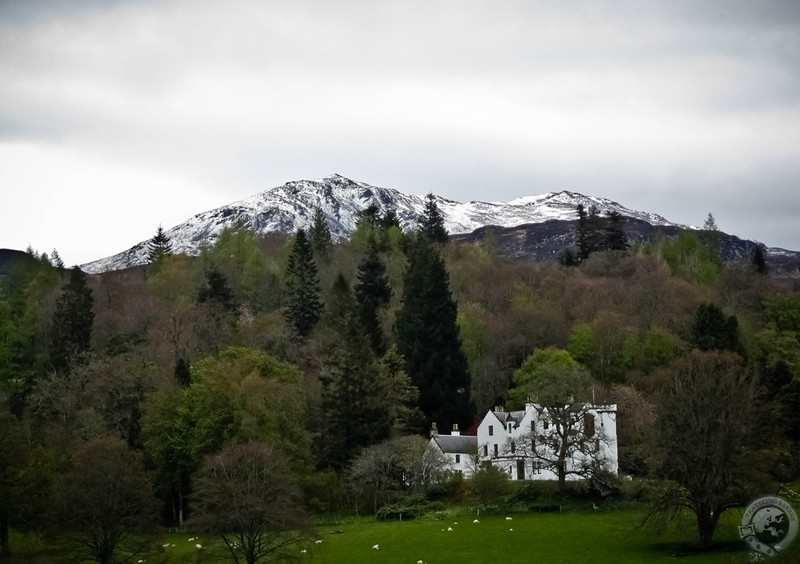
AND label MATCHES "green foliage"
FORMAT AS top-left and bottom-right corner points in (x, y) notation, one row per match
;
(0, 254), (60, 411)
(146, 225), (173, 271)
(317, 274), (393, 468)
(309, 207), (333, 263)
(49, 267), (94, 374)
(201, 224), (278, 311)
(643, 230), (722, 284)
(396, 239), (472, 433)
(691, 303), (741, 354)
(470, 464), (512, 508)
(508, 347), (588, 409)
(354, 240), (392, 354)
(285, 229), (323, 338)
(418, 193), (448, 244)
